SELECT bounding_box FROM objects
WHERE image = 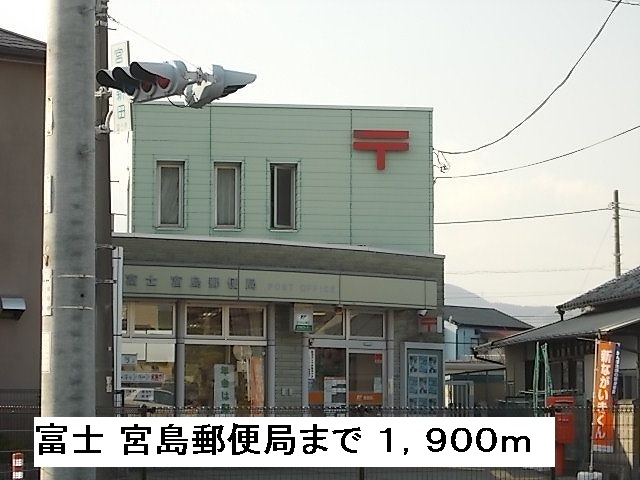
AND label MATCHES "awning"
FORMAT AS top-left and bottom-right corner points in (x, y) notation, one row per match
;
(446, 359), (504, 375)
(0, 296), (26, 320)
(477, 305), (640, 351)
